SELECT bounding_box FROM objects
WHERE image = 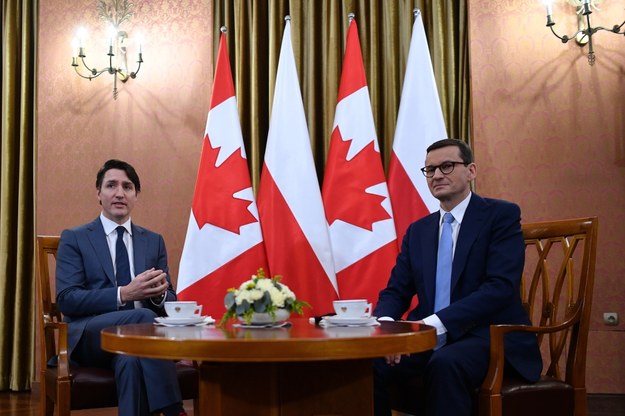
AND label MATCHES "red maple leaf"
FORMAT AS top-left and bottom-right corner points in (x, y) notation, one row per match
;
(322, 128), (391, 231)
(192, 136), (258, 234)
